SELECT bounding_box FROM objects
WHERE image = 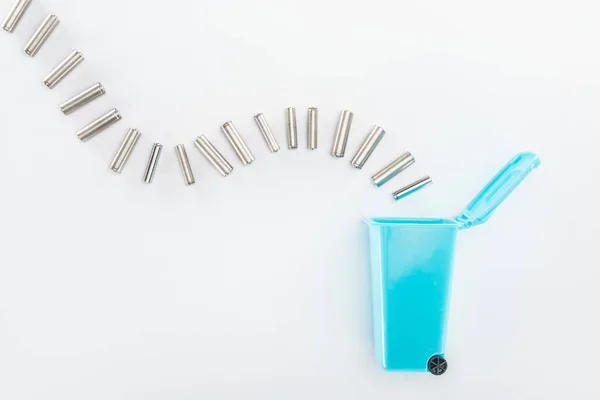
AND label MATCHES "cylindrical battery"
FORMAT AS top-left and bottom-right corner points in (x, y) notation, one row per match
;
(393, 176), (432, 201)
(307, 107), (318, 150)
(60, 83), (106, 115)
(372, 152), (415, 187)
(332, 110), (353, 157)
(175, 144), (195, 185)
(24, 14), (59, 56)
(286, 107), (298, 149)
(77, 108), (122, 142)
(254, 113), (280, 153)
(143, 143), (163, 184)
(350, 125), (386, 169)
(43, 50), (84, 89)
(194, 135), (233, 177)
(221, 121), (255, 165)
(2, 0), (32, 32)
(110, 128), (141, 173)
